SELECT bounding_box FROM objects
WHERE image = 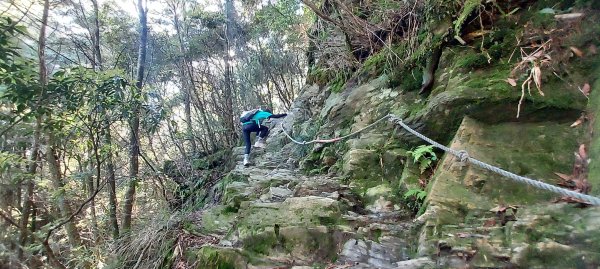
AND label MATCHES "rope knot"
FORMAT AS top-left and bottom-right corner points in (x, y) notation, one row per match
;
(387, 115), (401, 124)
(456, 150), (470, 163)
